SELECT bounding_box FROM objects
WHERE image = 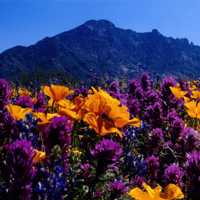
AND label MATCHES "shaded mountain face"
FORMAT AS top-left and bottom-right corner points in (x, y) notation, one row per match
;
(1, 19), (200, 84)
